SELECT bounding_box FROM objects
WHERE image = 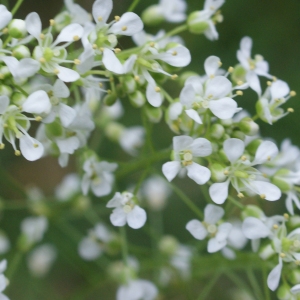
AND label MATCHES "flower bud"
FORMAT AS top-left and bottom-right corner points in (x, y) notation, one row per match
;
(288, 269), (300, 285)
(210, 163), (227, 182)
(259, 244), (275, 260)
(0, 66), (10, 80)
(187, 12), (209, 34)
(12, 92), (26, 106)
(220, 118), (233, 127)
(246, 139), (262, 156)
(0, 85), (13, 97)
(272, 169), (292, 192)
(241, 205), (264, 219)
(231, 130), (245, 141)
(238, 117), (259, 136)
(129, 91), (146, 108)
(108, 261), (137, 284)
(159, 235), (178, 256)
(288, 215), (300, 229)
(210, 124), (225, 139)
(73, 196), (90, 213)
(178, 71), (199, 87)
(104, 122), (124, 142)
(277, 283), (292, 300)
(8, 19), (27, 38)
(144, 105), (162, 123)
(141, 5), (164, 26)
(54, 12), (71, 32)
(12, 45), (31, 60)
(123, 75), (136, 94)
(231, 64), (246, 85)
(45, 120), (63, 138)
(103, 93), (118, 106)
